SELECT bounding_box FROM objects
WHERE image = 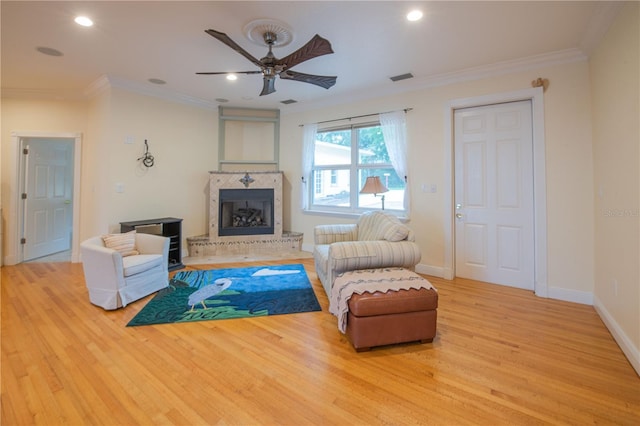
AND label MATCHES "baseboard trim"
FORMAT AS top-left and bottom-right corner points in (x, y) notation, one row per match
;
(547, 286), (593, 305)
(593, 295), (640, 377)
(415, 263), (445, 278)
